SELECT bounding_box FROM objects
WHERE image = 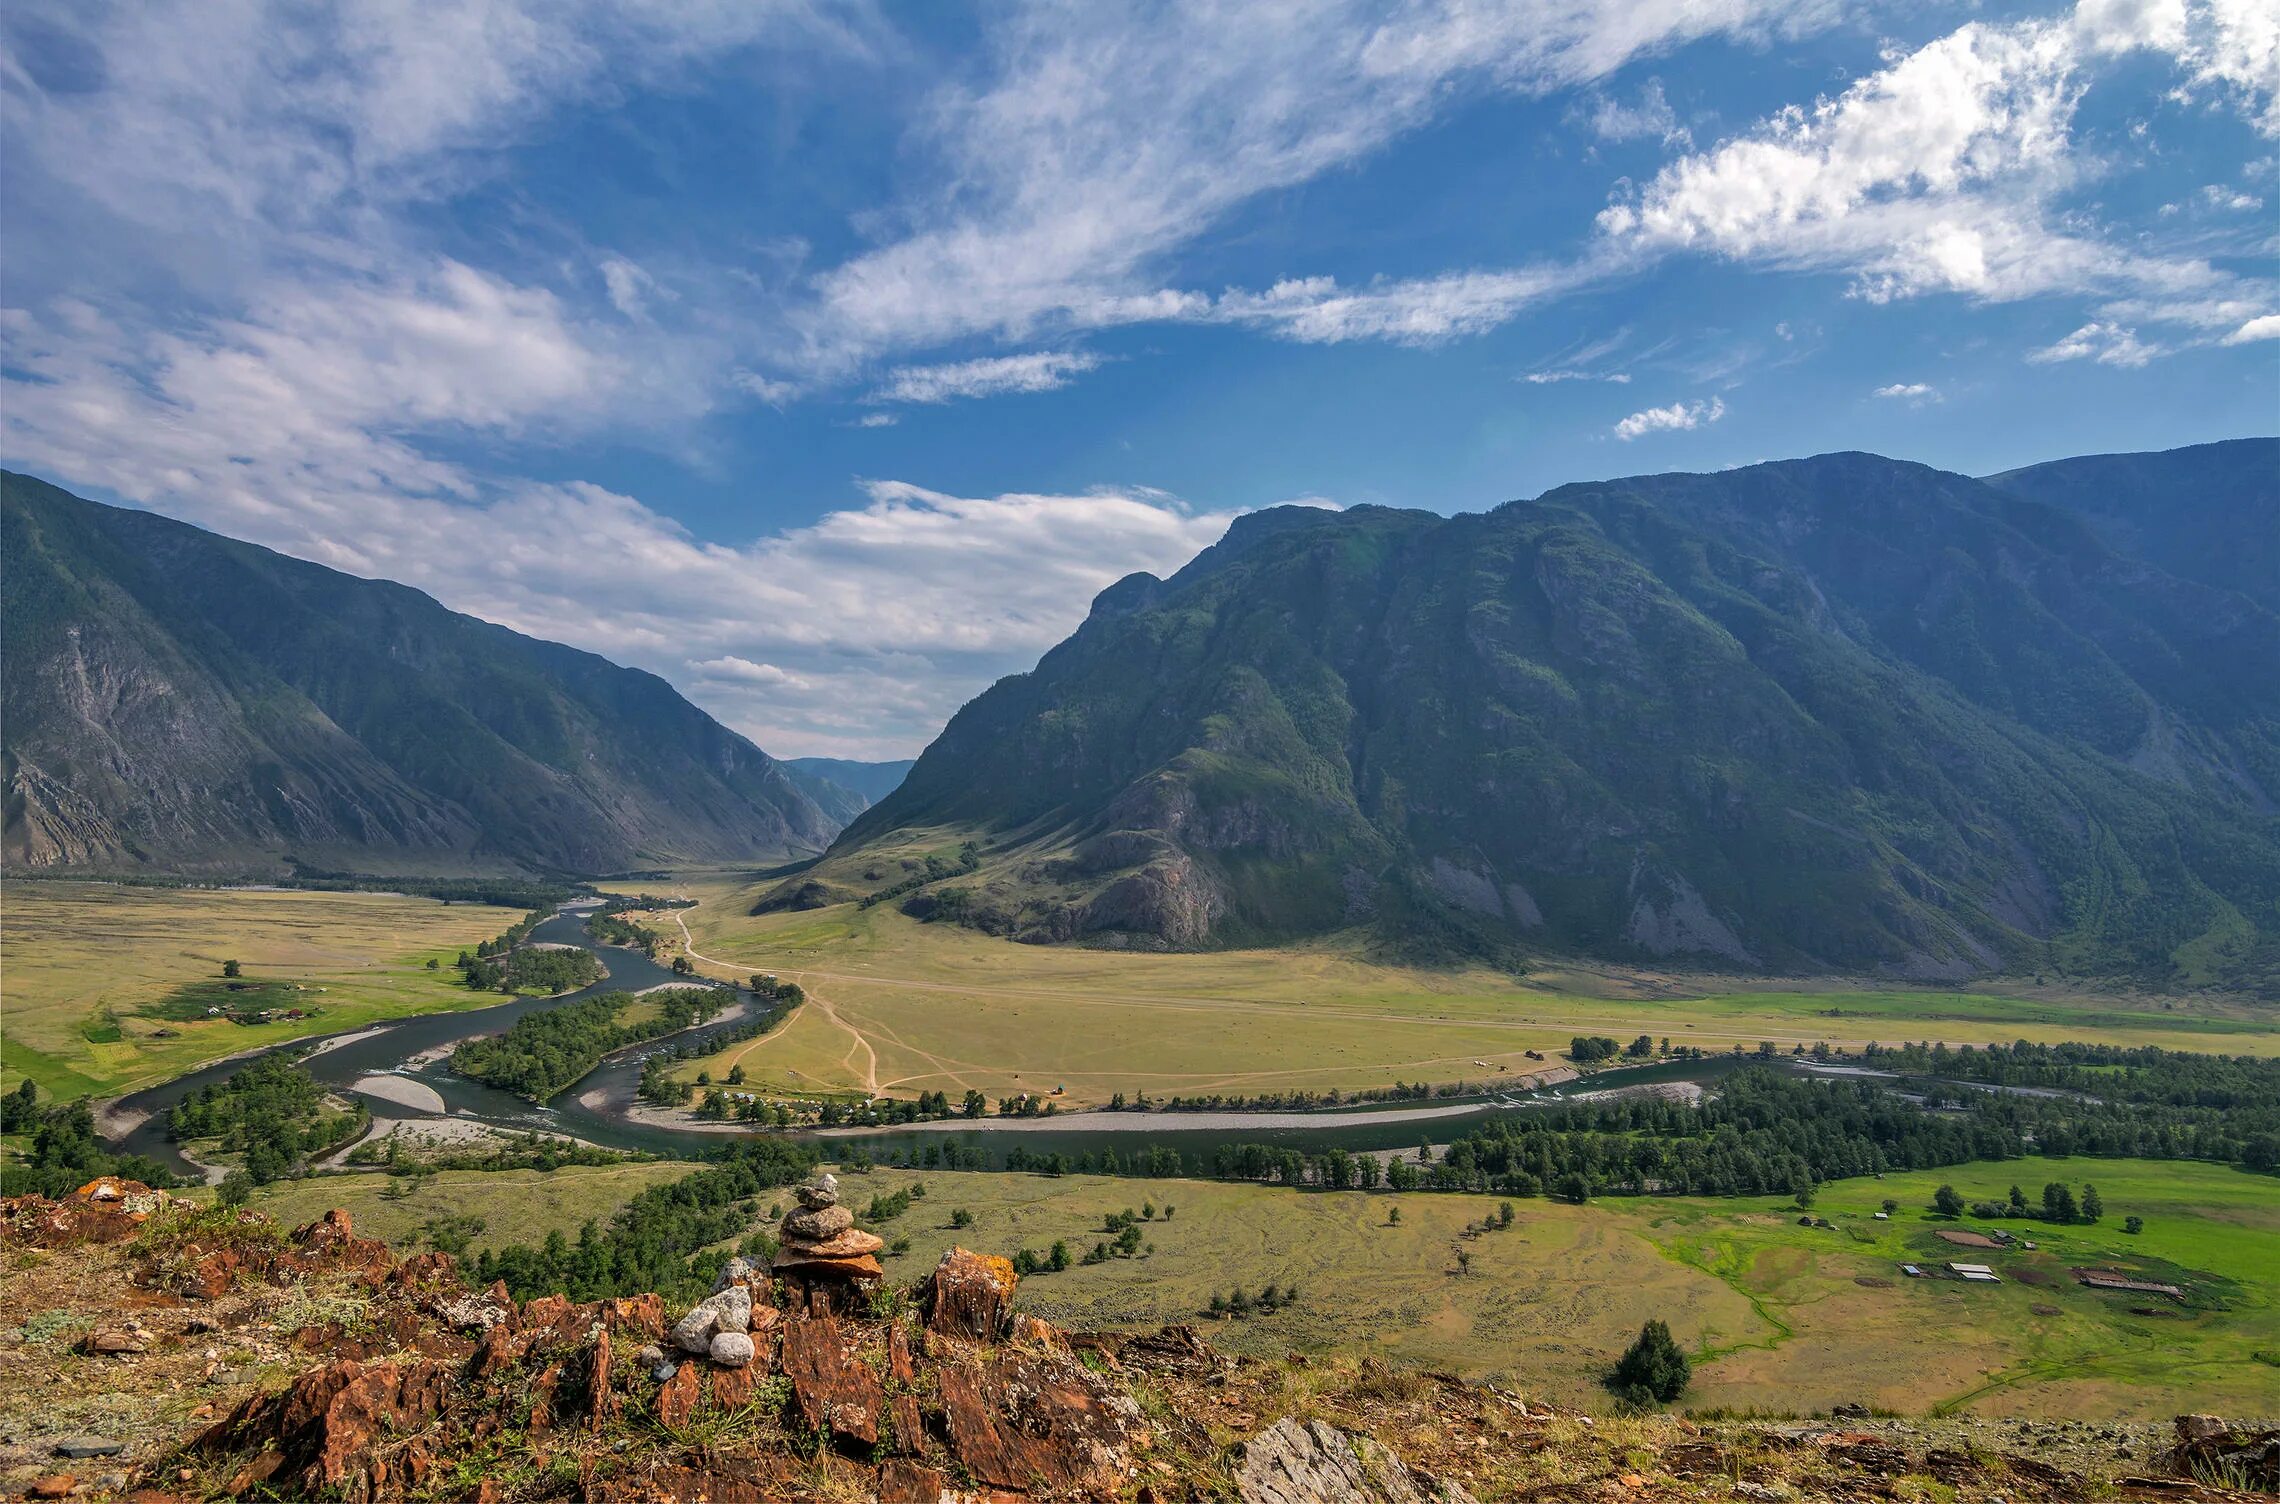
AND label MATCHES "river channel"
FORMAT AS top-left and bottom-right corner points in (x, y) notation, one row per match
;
(106, 909), (1852, 1178)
